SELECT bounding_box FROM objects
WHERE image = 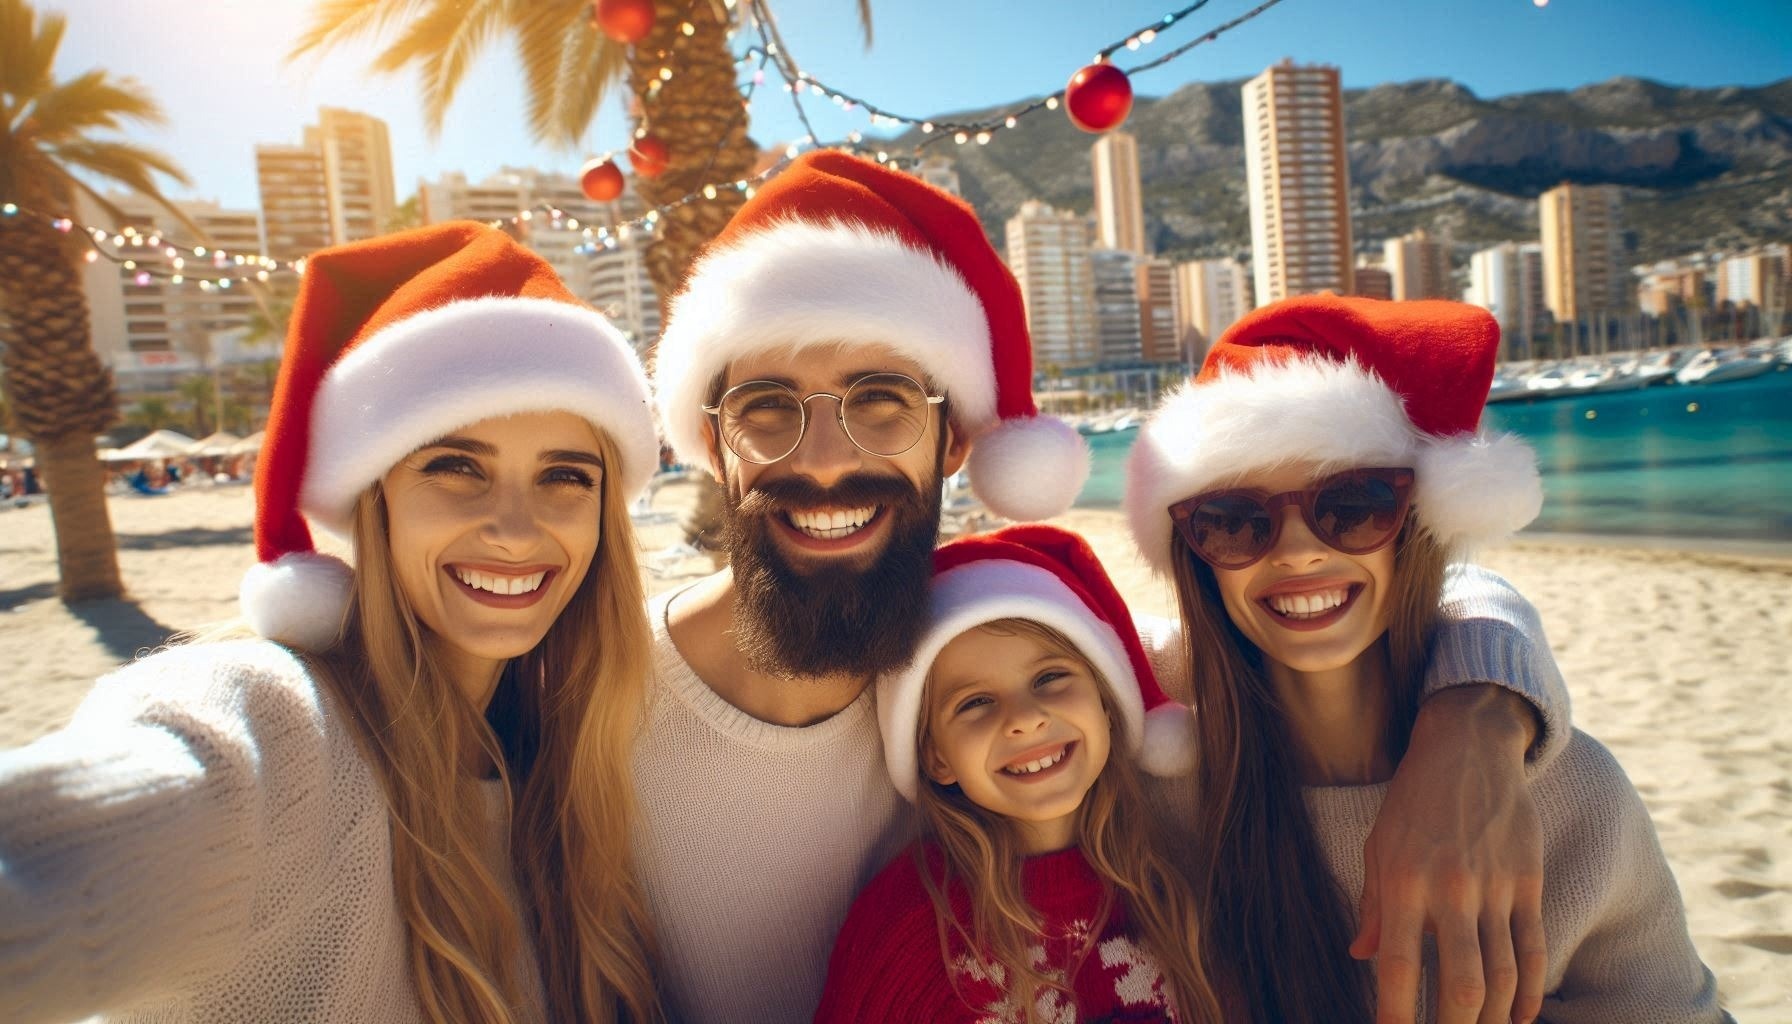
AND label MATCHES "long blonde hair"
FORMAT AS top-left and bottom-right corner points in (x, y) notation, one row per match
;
(306, 429), (659, 1024)
(913, 618), (1222, 1024)
(1174, 519), (1449, 1022)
